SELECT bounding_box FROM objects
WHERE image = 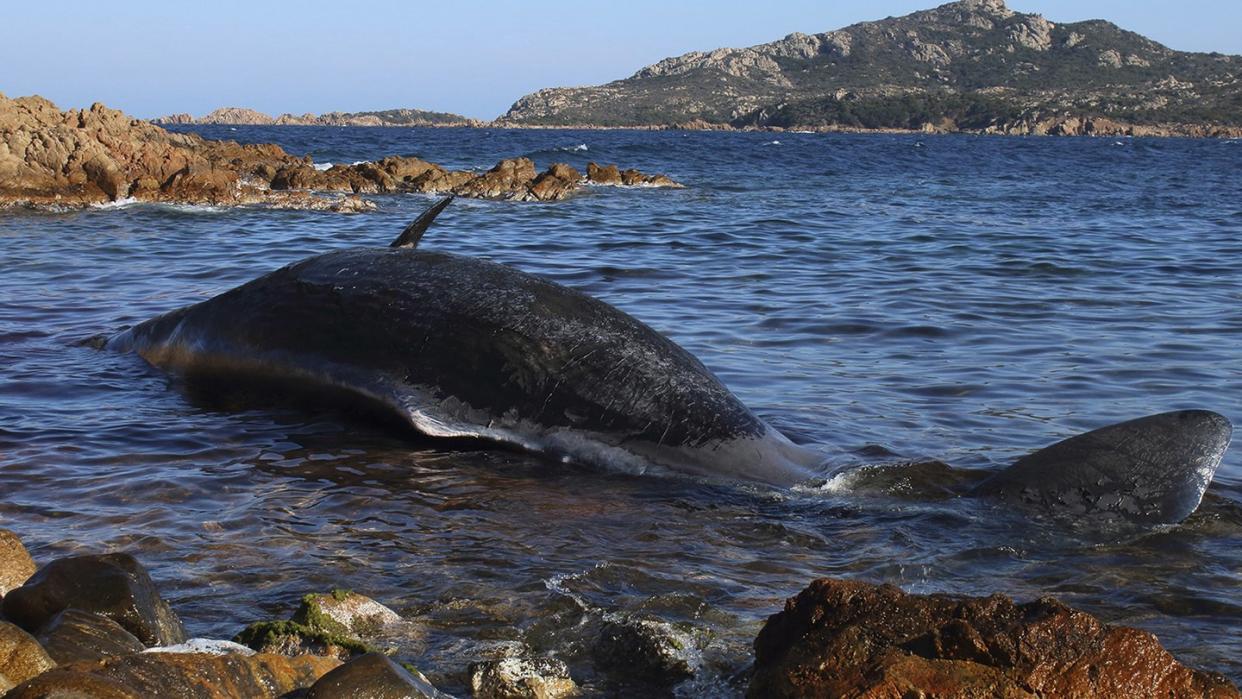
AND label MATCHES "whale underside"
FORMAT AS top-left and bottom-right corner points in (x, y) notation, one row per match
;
(107, 200), (1232, 524)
